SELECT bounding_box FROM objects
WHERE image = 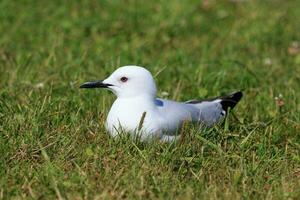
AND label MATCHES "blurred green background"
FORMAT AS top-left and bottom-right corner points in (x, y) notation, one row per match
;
(0, 0), (300, 199)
